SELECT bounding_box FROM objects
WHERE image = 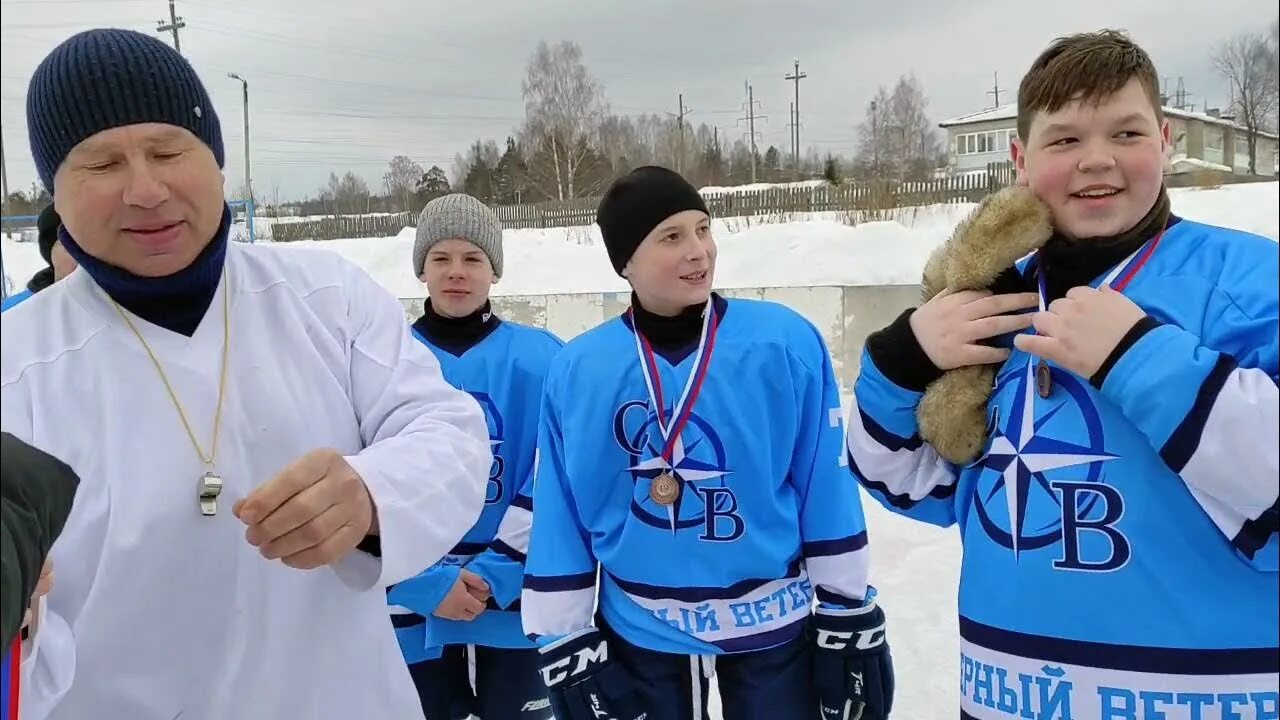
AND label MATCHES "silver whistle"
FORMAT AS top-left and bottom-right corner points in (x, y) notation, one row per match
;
(199, 471), (224, 516)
